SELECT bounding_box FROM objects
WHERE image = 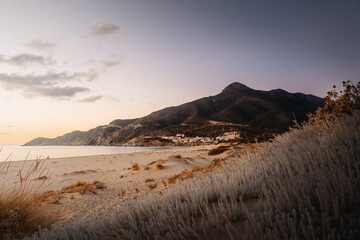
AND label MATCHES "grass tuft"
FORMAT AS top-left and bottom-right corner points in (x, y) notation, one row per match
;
(155, 163), (164, 170)
(131, 163), (139, 170)
(37, 181), (106, 204)
(0, 158), (57, 239)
